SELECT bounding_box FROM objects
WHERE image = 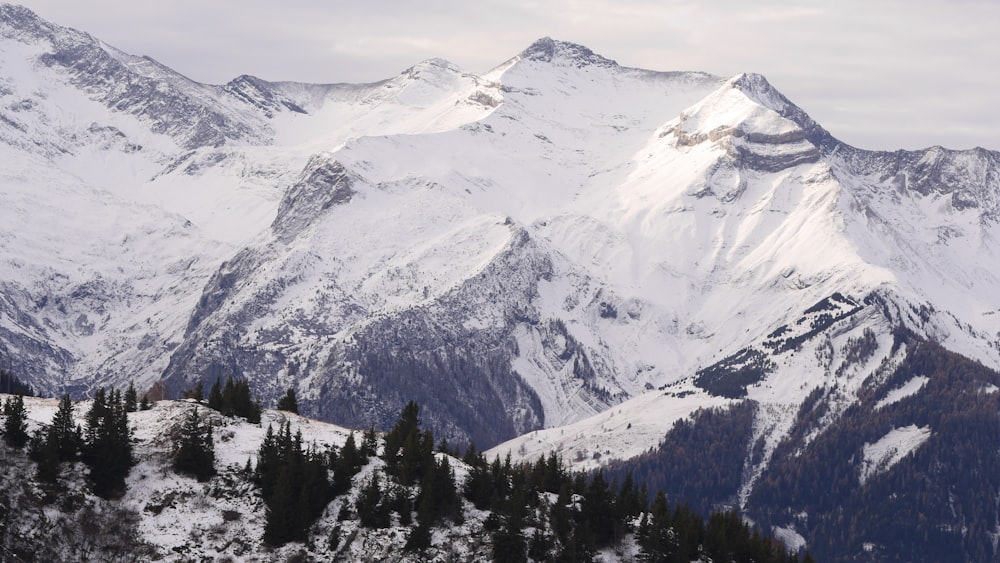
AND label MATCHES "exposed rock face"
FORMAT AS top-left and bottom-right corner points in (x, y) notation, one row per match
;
(3, 6), (1000, 462)
(271, 156), (356, 240)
